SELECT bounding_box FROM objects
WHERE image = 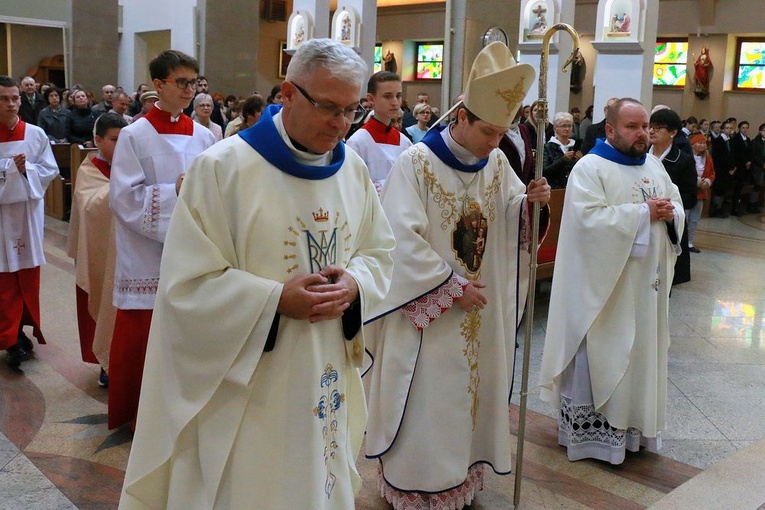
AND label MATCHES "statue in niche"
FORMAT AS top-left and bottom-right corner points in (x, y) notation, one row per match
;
(610, 13), (631, 33)
(340, 13), (352, 42)
(528, 3), (548, 36)
(694, 46), (713, 99)
(383, 50), (397, 74)
(292, 17), (305, 48)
